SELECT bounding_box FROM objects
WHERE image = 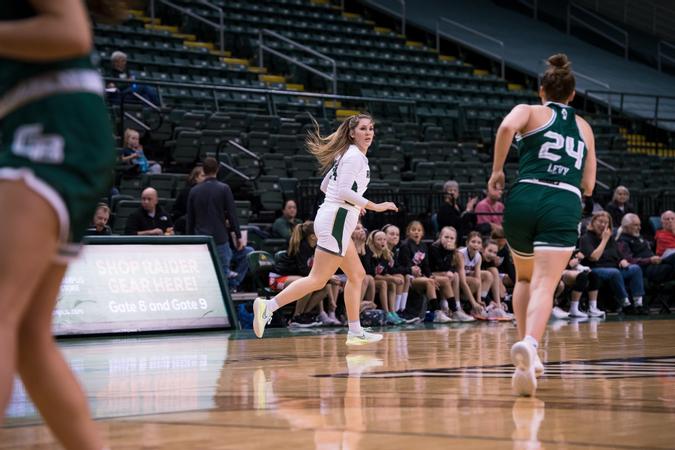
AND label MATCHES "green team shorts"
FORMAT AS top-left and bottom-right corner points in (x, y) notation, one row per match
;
(0, 92), (116, 258)
(503, 181), (582, 257)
